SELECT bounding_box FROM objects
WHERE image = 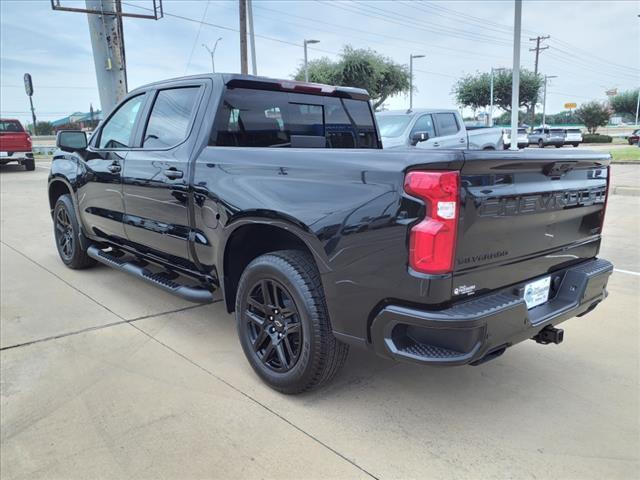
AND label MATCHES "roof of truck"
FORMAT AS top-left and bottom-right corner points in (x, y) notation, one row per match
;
(376, 108), (459, 116)
(129, 73), (370, 100)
